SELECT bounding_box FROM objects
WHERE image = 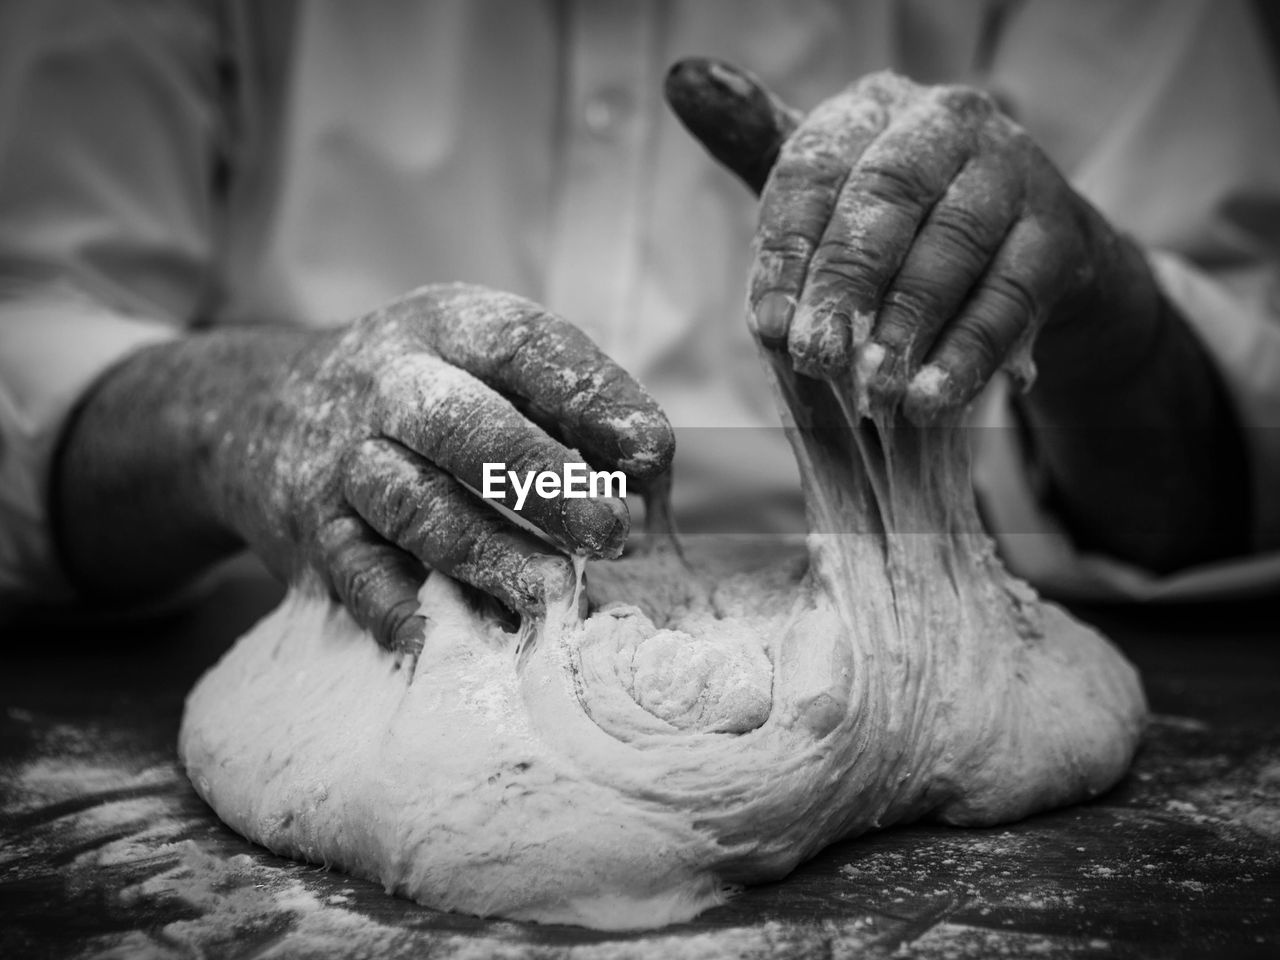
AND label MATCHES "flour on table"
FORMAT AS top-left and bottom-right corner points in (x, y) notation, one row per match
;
(180, 342), (1146, 930)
